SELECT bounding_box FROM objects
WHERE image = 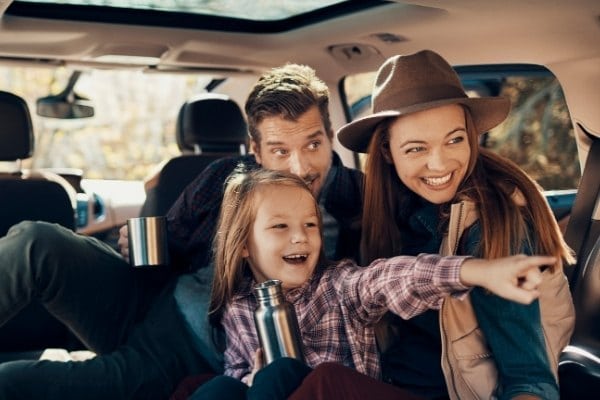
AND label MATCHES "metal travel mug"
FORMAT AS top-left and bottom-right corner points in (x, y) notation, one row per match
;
(127, 216), (169, 267)
(253, 279), (305, 365)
